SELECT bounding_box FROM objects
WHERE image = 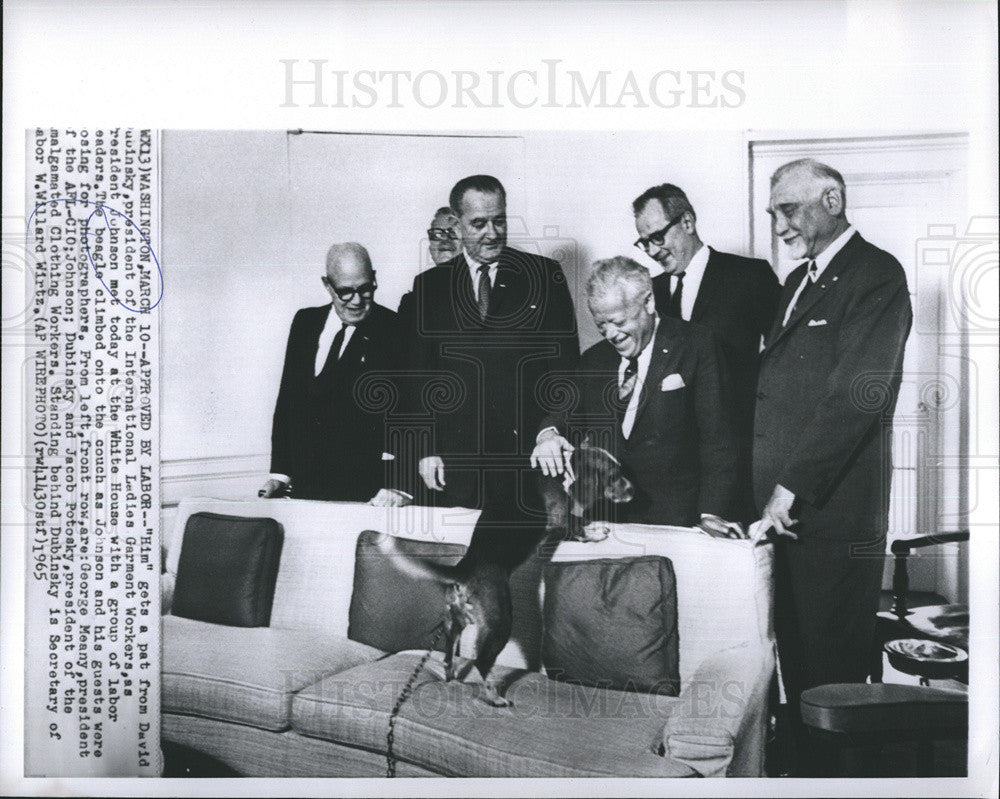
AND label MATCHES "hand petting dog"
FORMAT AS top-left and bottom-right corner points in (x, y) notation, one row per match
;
(530, 428), (575, 479)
